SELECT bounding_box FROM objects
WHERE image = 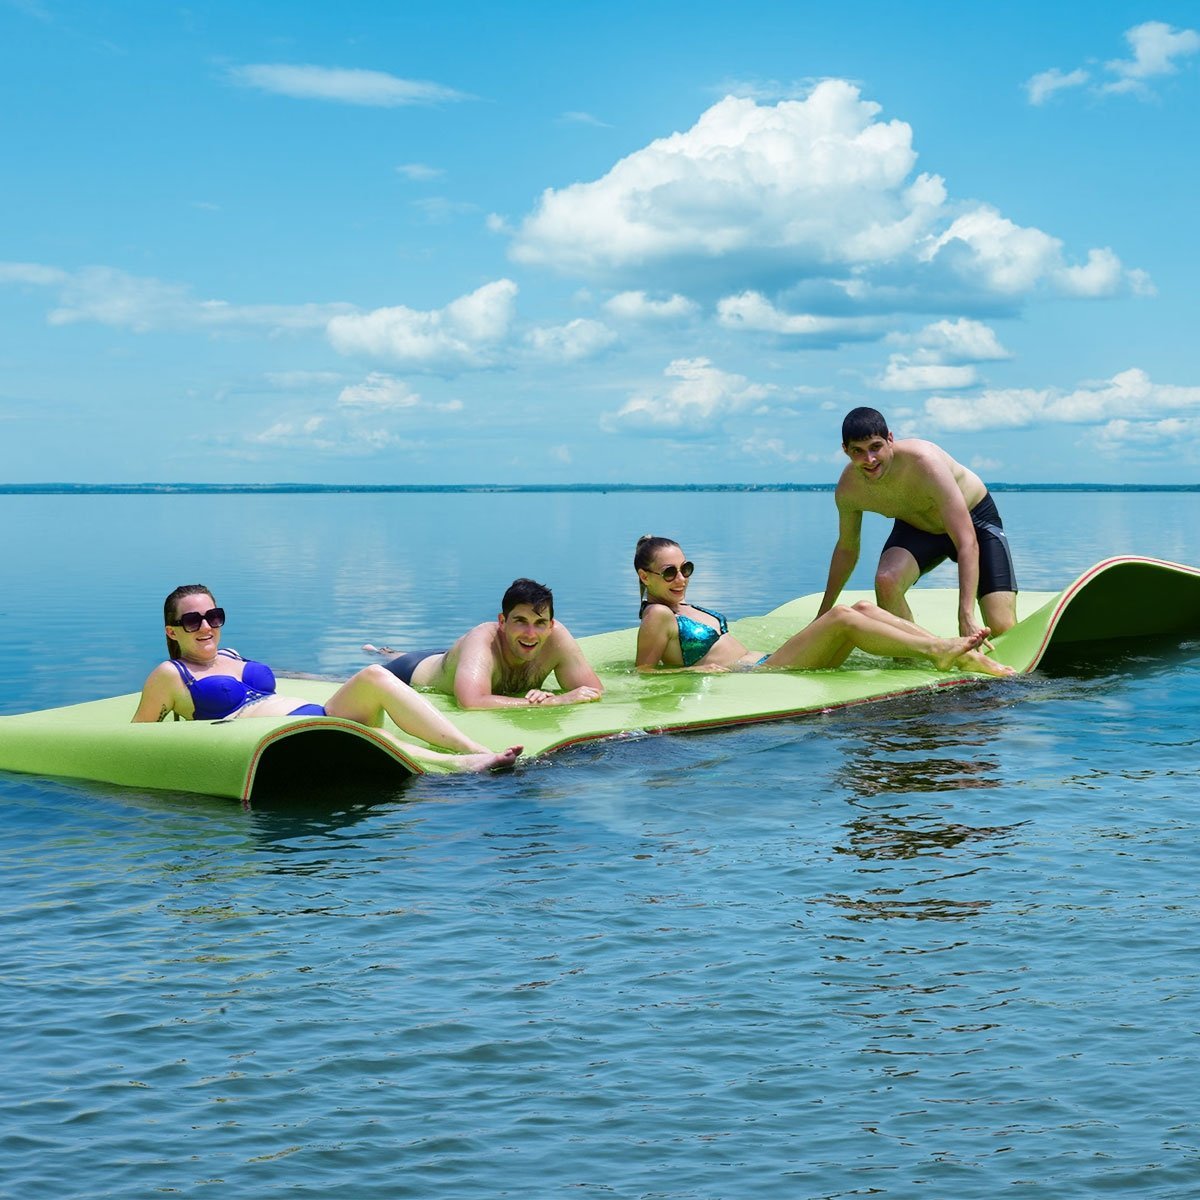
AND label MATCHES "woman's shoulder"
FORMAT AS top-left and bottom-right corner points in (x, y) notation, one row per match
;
(638, 601), (676, 626)
(141, 658), (186, 696)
